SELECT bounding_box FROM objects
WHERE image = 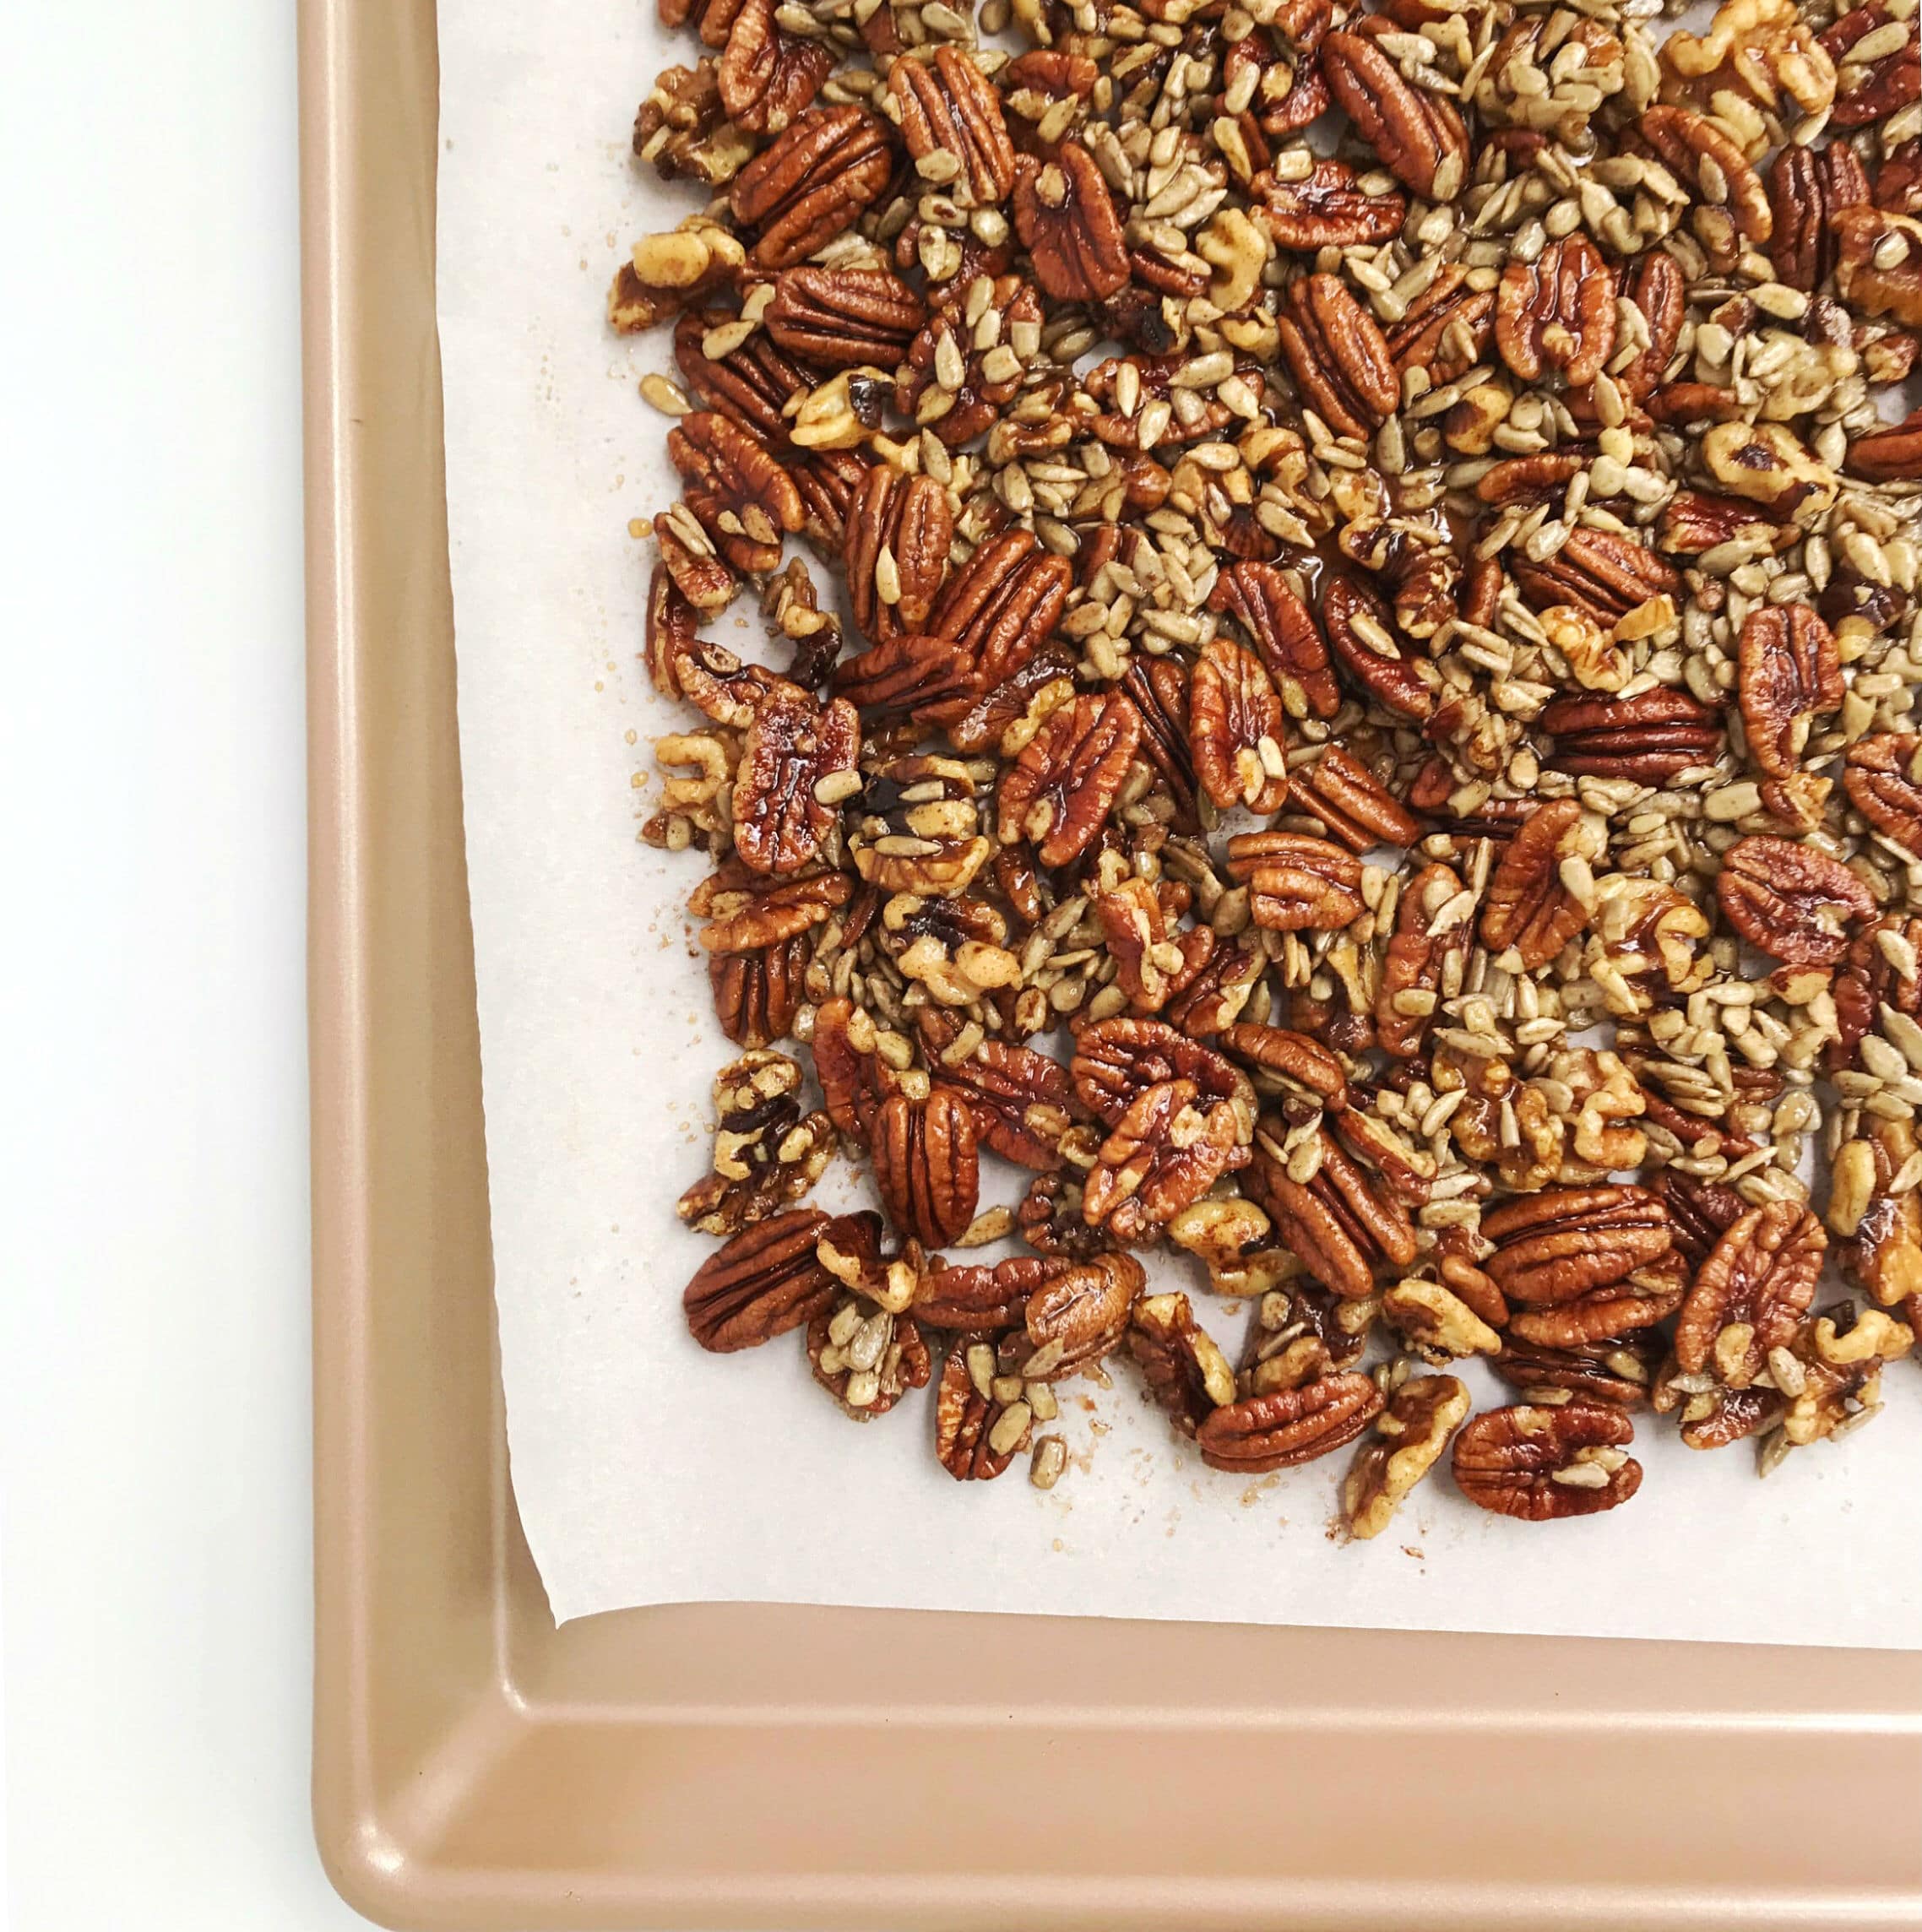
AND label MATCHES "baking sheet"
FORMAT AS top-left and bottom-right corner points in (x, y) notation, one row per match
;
(437, 0), (1922, 1639)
